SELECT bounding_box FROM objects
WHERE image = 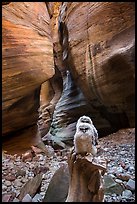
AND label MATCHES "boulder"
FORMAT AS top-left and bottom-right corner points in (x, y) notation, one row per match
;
(43, 163), (69, 202)
(104, 175), (124, 195)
